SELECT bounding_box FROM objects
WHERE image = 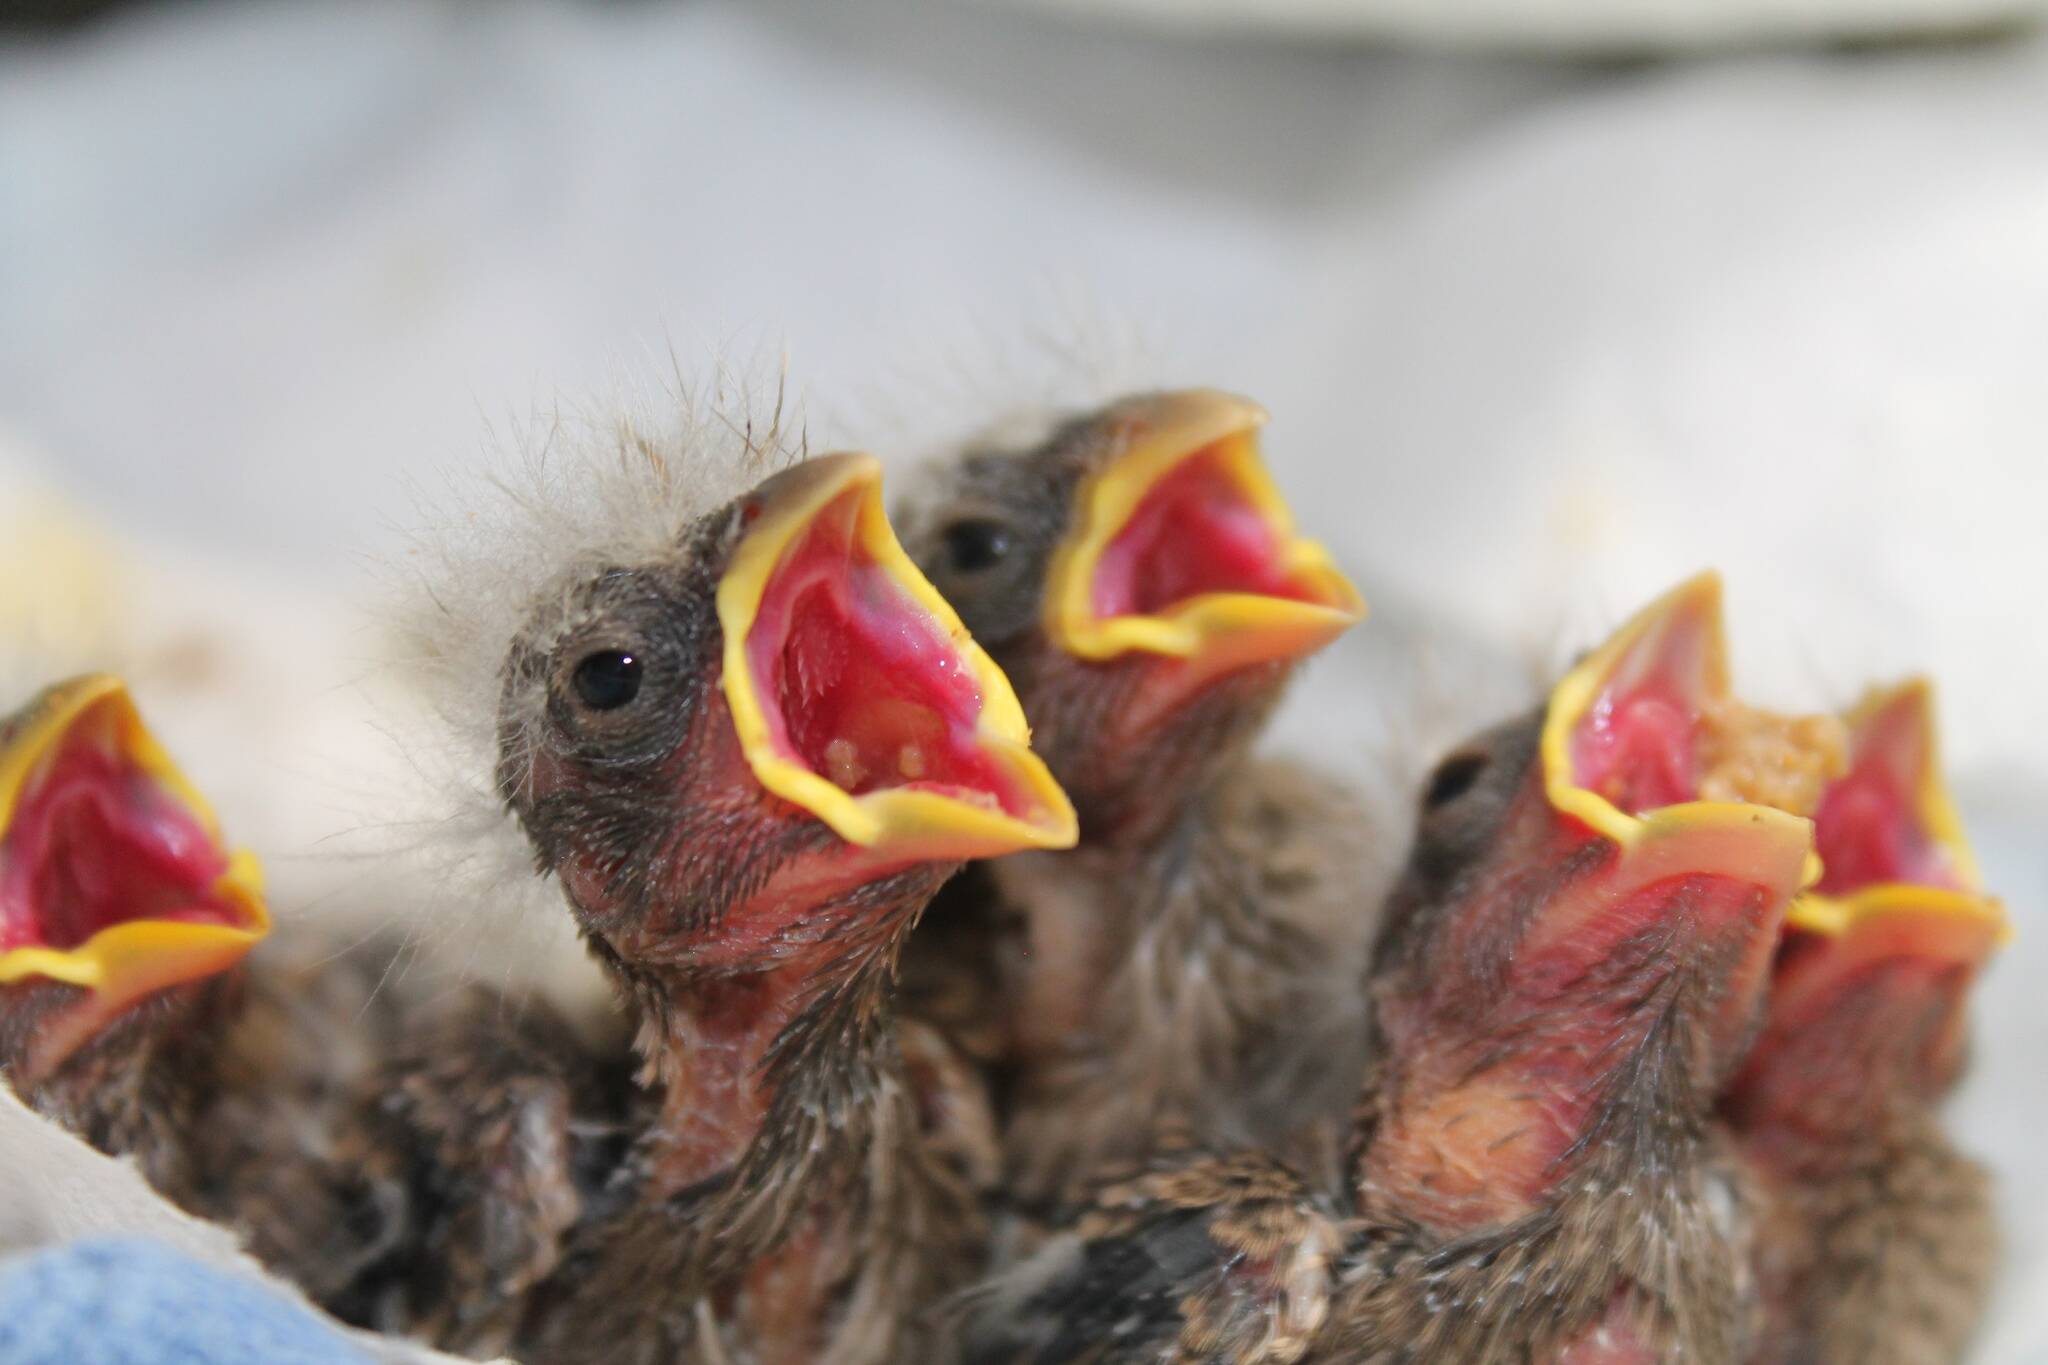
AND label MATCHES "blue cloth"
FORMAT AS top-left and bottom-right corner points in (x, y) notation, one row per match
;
(0, 1238), (371, 1365)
